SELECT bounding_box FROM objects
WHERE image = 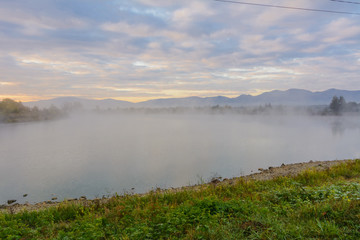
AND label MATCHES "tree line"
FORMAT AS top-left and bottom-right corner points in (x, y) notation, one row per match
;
(1, 96), (359, 123)
(327, 96), (360, 115)
(0, 98), (64, 123)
